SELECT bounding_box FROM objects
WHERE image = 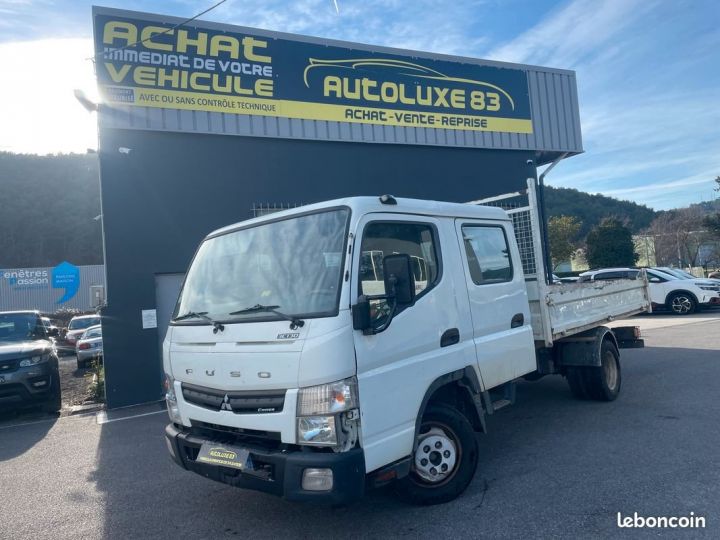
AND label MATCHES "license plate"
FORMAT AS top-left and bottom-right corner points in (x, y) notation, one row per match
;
(196, 443), (252, 471)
